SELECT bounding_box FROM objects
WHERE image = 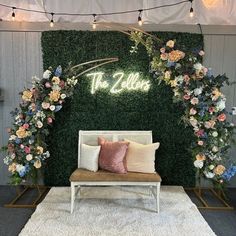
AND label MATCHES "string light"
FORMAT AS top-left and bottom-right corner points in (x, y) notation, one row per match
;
(0, 1), (190, 23)
(50, 12), (54, 27)
(12, 7), (16, 21)
(138, 10), (143, 26)
(92, 14), (96, 30)
(189, 0), (194, 18)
